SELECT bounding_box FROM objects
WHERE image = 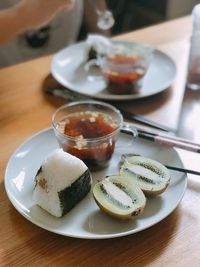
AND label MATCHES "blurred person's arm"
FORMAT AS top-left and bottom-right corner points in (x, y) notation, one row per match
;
(0, 0), (75, 44)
